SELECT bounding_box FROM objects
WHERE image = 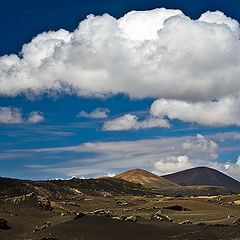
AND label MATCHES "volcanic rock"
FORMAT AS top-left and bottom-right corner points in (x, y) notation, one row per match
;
(73, 212), (85, 220)
(0, 218), (10, 229)
(125, 215), (137, 222)
(163, 205), (190, 211)
(179, 220), (192, 224)
(149, 210), (173, 222)
(38, 196), (52, 211)
(33, 222), (51, 232)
